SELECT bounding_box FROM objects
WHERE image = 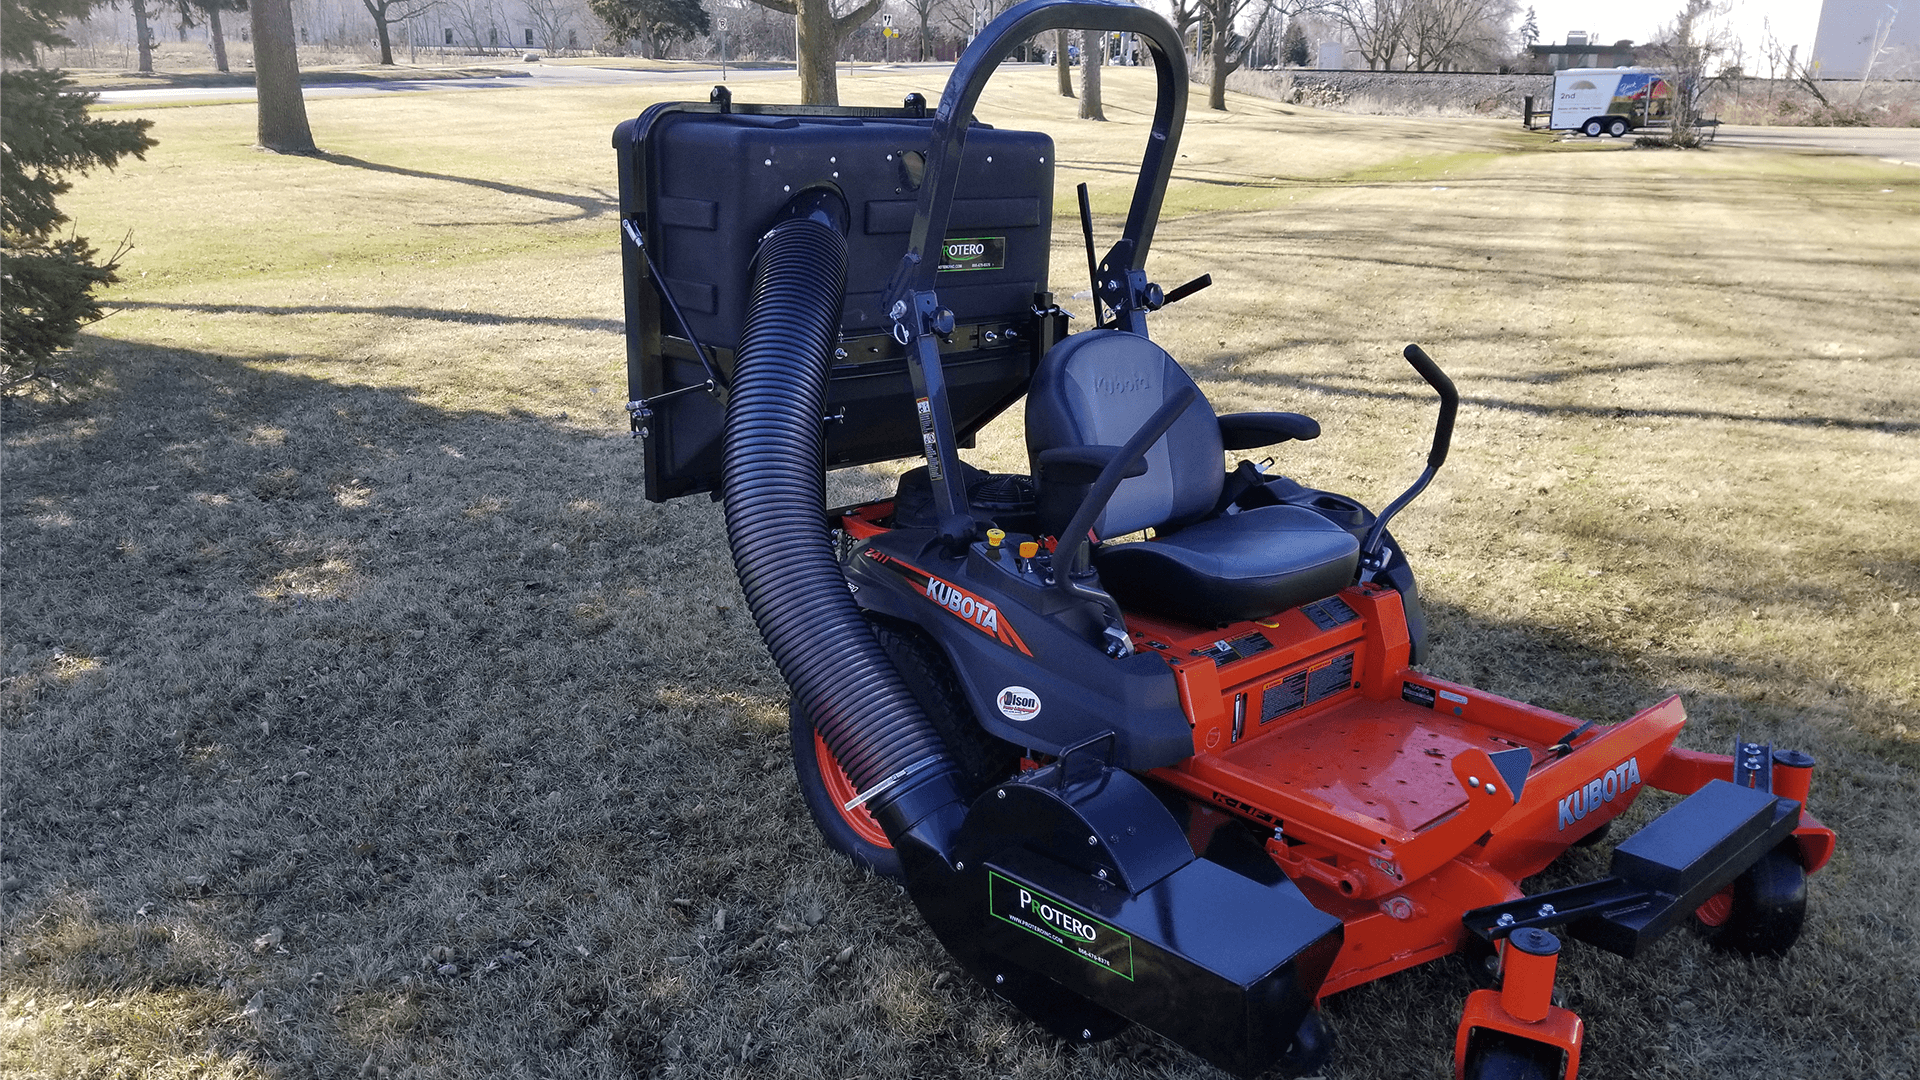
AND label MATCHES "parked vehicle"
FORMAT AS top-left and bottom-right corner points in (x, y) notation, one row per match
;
(1550, 67), (1676, 137)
